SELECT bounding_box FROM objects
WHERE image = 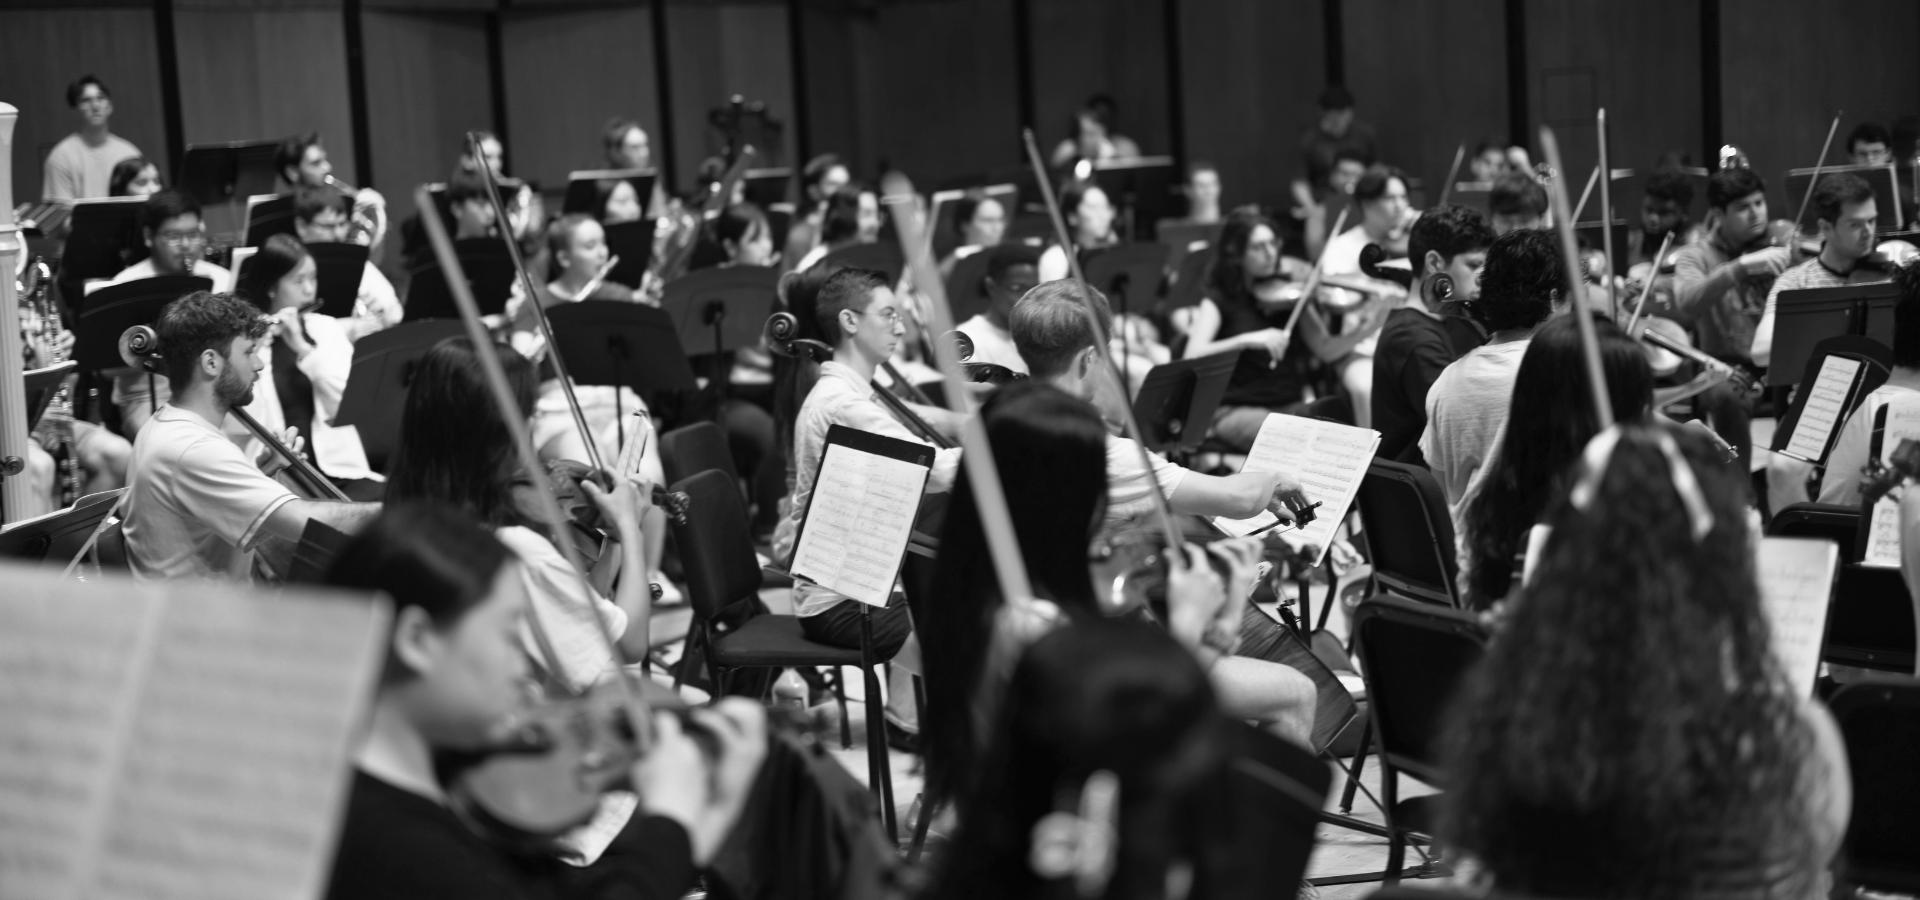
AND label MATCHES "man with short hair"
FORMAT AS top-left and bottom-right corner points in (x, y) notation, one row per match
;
(953, 245), (1041, 376)
(124, 291), (378, 582)
(106, 190), (235, 434)
(1849, 122), (1894, 168)
(1488, 173), (1548, 235)
(1753, 173), (1883, 368)
(276, 132), (388, 249)
(1421, 228), (1572, 507)
(1317, 164), (1415, 427)
(1291, 86), (1377, 214)
(1372, 205), (1495, 463)
(41, 74), (143, 201)
(1817, 261), (1920, 506)
(292, 186), (401, 341)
